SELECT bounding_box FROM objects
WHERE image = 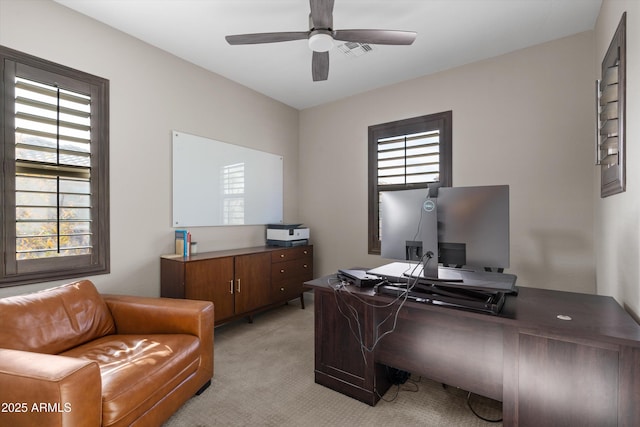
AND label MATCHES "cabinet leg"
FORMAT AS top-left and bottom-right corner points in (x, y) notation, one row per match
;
(246, 315), (253, 324)
(300, 293), (305, 309)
